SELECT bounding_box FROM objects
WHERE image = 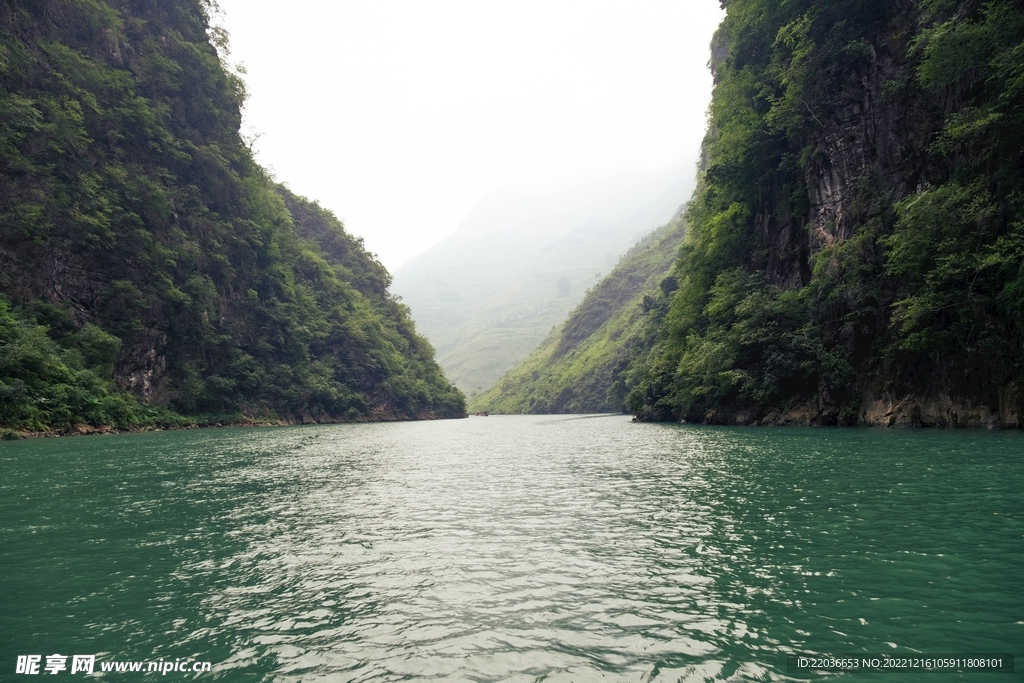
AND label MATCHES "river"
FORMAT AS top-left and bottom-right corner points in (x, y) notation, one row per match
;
(1, 415), (1021, 681)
